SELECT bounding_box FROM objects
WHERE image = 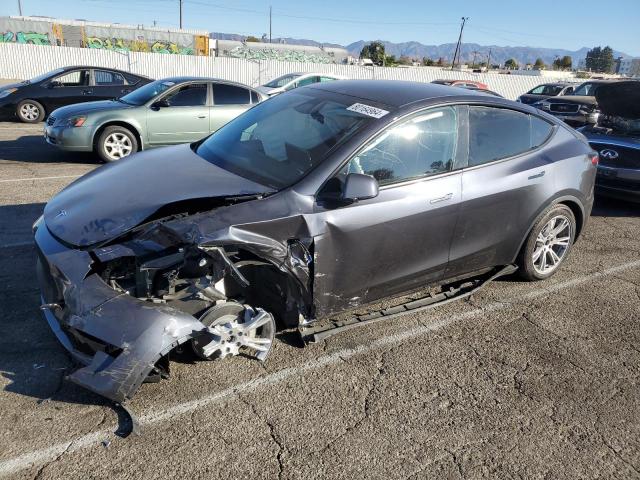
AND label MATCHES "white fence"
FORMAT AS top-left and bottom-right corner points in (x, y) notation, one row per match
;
(0, 43), (580, 100)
